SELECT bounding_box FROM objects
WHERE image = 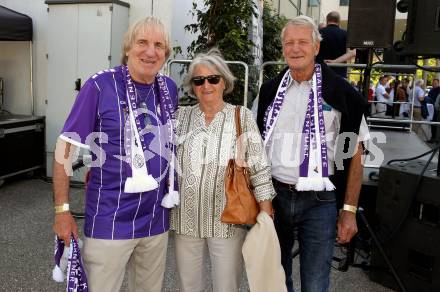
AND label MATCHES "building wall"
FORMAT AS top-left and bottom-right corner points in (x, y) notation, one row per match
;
(0, 0), (175, 117)
(126, 0), (173, 32)
(170, 0), (202, 59)
(267, 0), (305, 18)
(0, 41), (32, 114)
